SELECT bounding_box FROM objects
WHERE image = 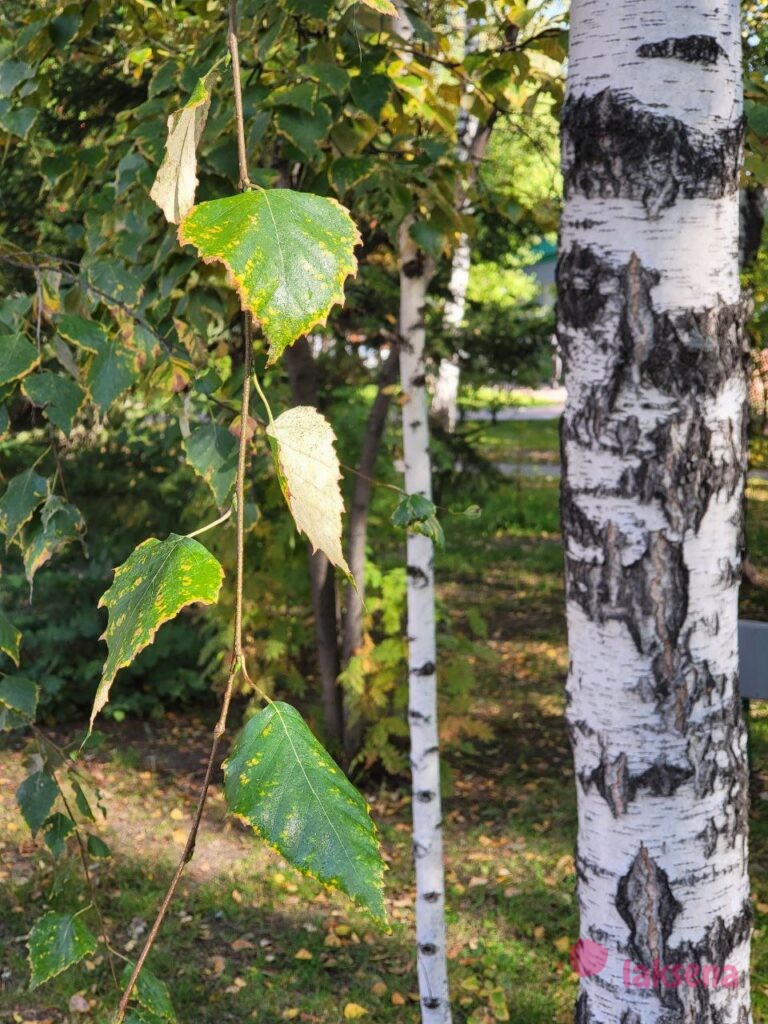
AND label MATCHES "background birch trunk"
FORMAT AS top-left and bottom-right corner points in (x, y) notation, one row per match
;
(398, 218), (451, 1024)
(558, 3), (752, 1022)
